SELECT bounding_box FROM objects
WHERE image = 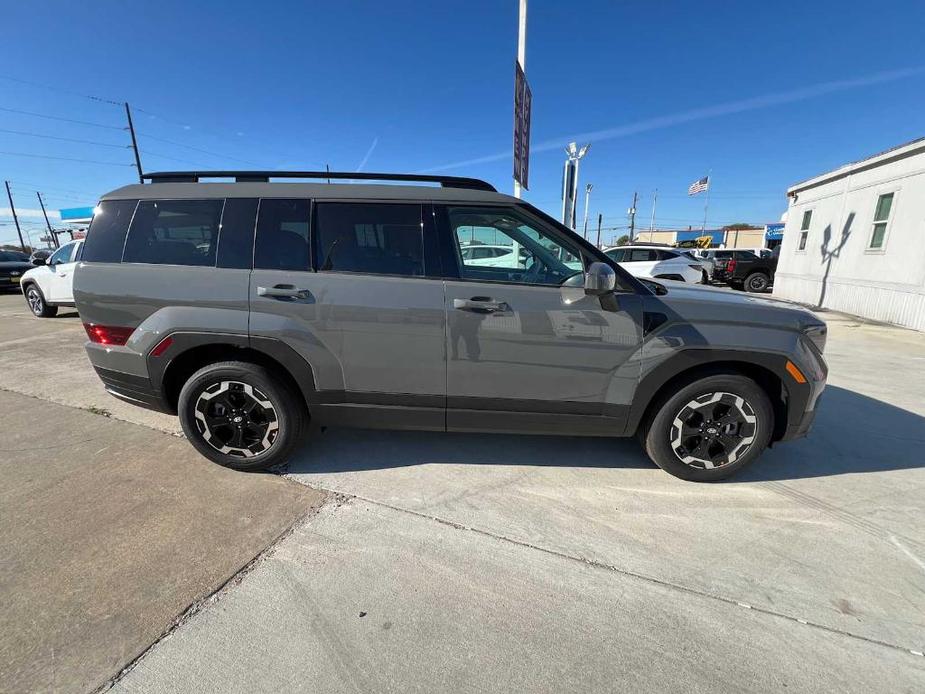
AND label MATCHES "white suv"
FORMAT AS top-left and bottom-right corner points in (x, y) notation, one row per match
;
(604, 245), (703, 284)
(20, 239), (84, 317)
